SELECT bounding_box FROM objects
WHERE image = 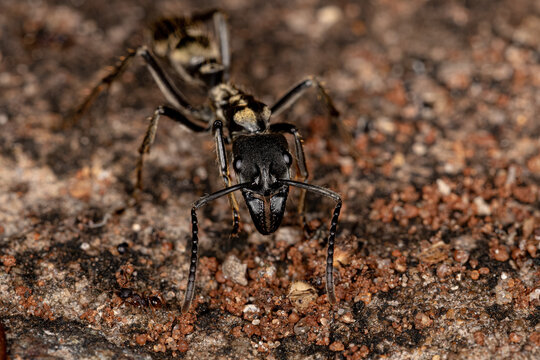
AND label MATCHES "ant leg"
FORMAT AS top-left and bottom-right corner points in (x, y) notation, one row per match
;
(66, 46), (211, 128)
(280, 179), (342, 304)
(269, 123), (309, 226)
(213, 120), (241, 236)
(182, 182), (248, 313)
(135, 105), (209, 194)
(63, 49), (139, 128)
(136, 47), (208, 120)
(211, 10), (231, 80)
(271, 76), (359, 159)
